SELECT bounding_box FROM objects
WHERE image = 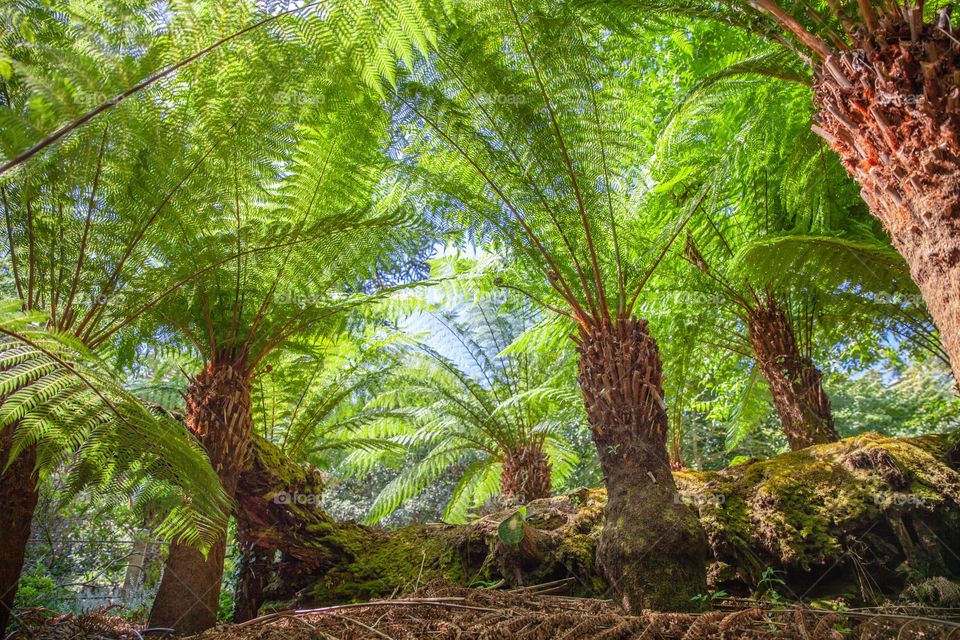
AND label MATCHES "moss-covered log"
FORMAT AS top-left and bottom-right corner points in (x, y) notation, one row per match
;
(233, 436), (608, 609)
(242, 433), (960, 613)
(675, 433), (960, 599)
